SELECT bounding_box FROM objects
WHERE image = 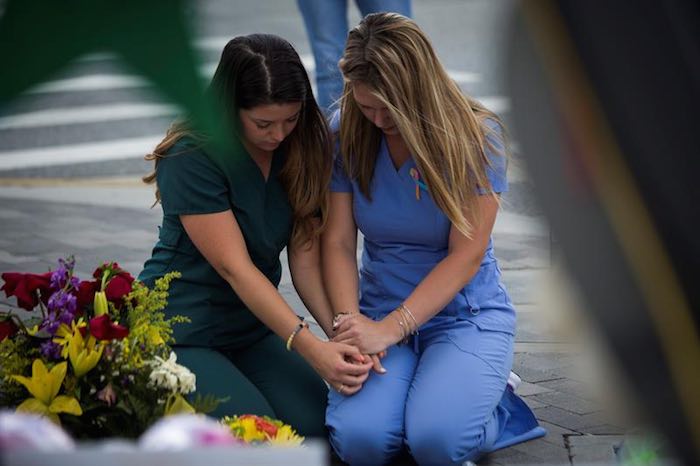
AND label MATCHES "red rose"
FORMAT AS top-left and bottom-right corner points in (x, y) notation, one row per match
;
(92, 262), (131, 280)
(1, 272), (52, 311)
(76, 280), (99, 310)
(0, 319), (18, 341)
(105, 273), (134, 308)
(89, 315), (129, 340)
(92, 263), (134, 308)
(92, 262), (112, 280)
